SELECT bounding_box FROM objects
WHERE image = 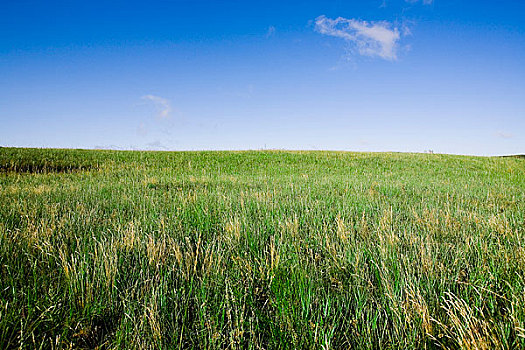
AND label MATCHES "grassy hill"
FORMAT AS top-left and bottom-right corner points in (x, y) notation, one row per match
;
(1, 147), (524, 349)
